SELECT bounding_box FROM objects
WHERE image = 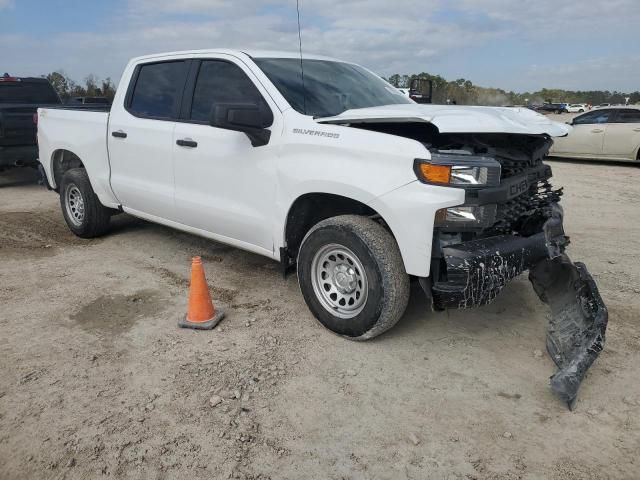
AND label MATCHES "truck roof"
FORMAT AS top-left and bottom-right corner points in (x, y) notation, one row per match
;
(128, 49), (345, 64)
